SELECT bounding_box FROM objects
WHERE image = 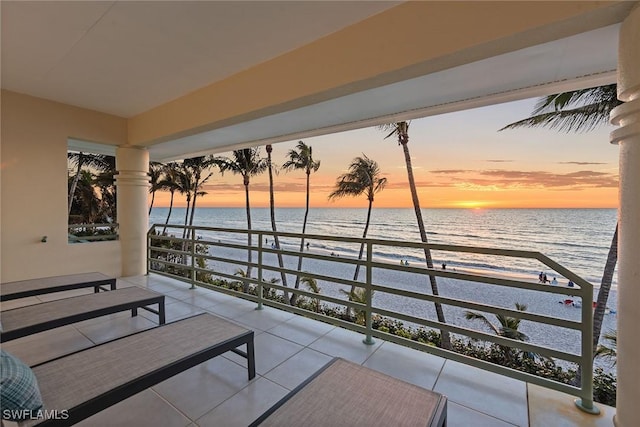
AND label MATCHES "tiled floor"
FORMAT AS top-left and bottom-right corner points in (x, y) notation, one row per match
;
(2, 274), (616, 427)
